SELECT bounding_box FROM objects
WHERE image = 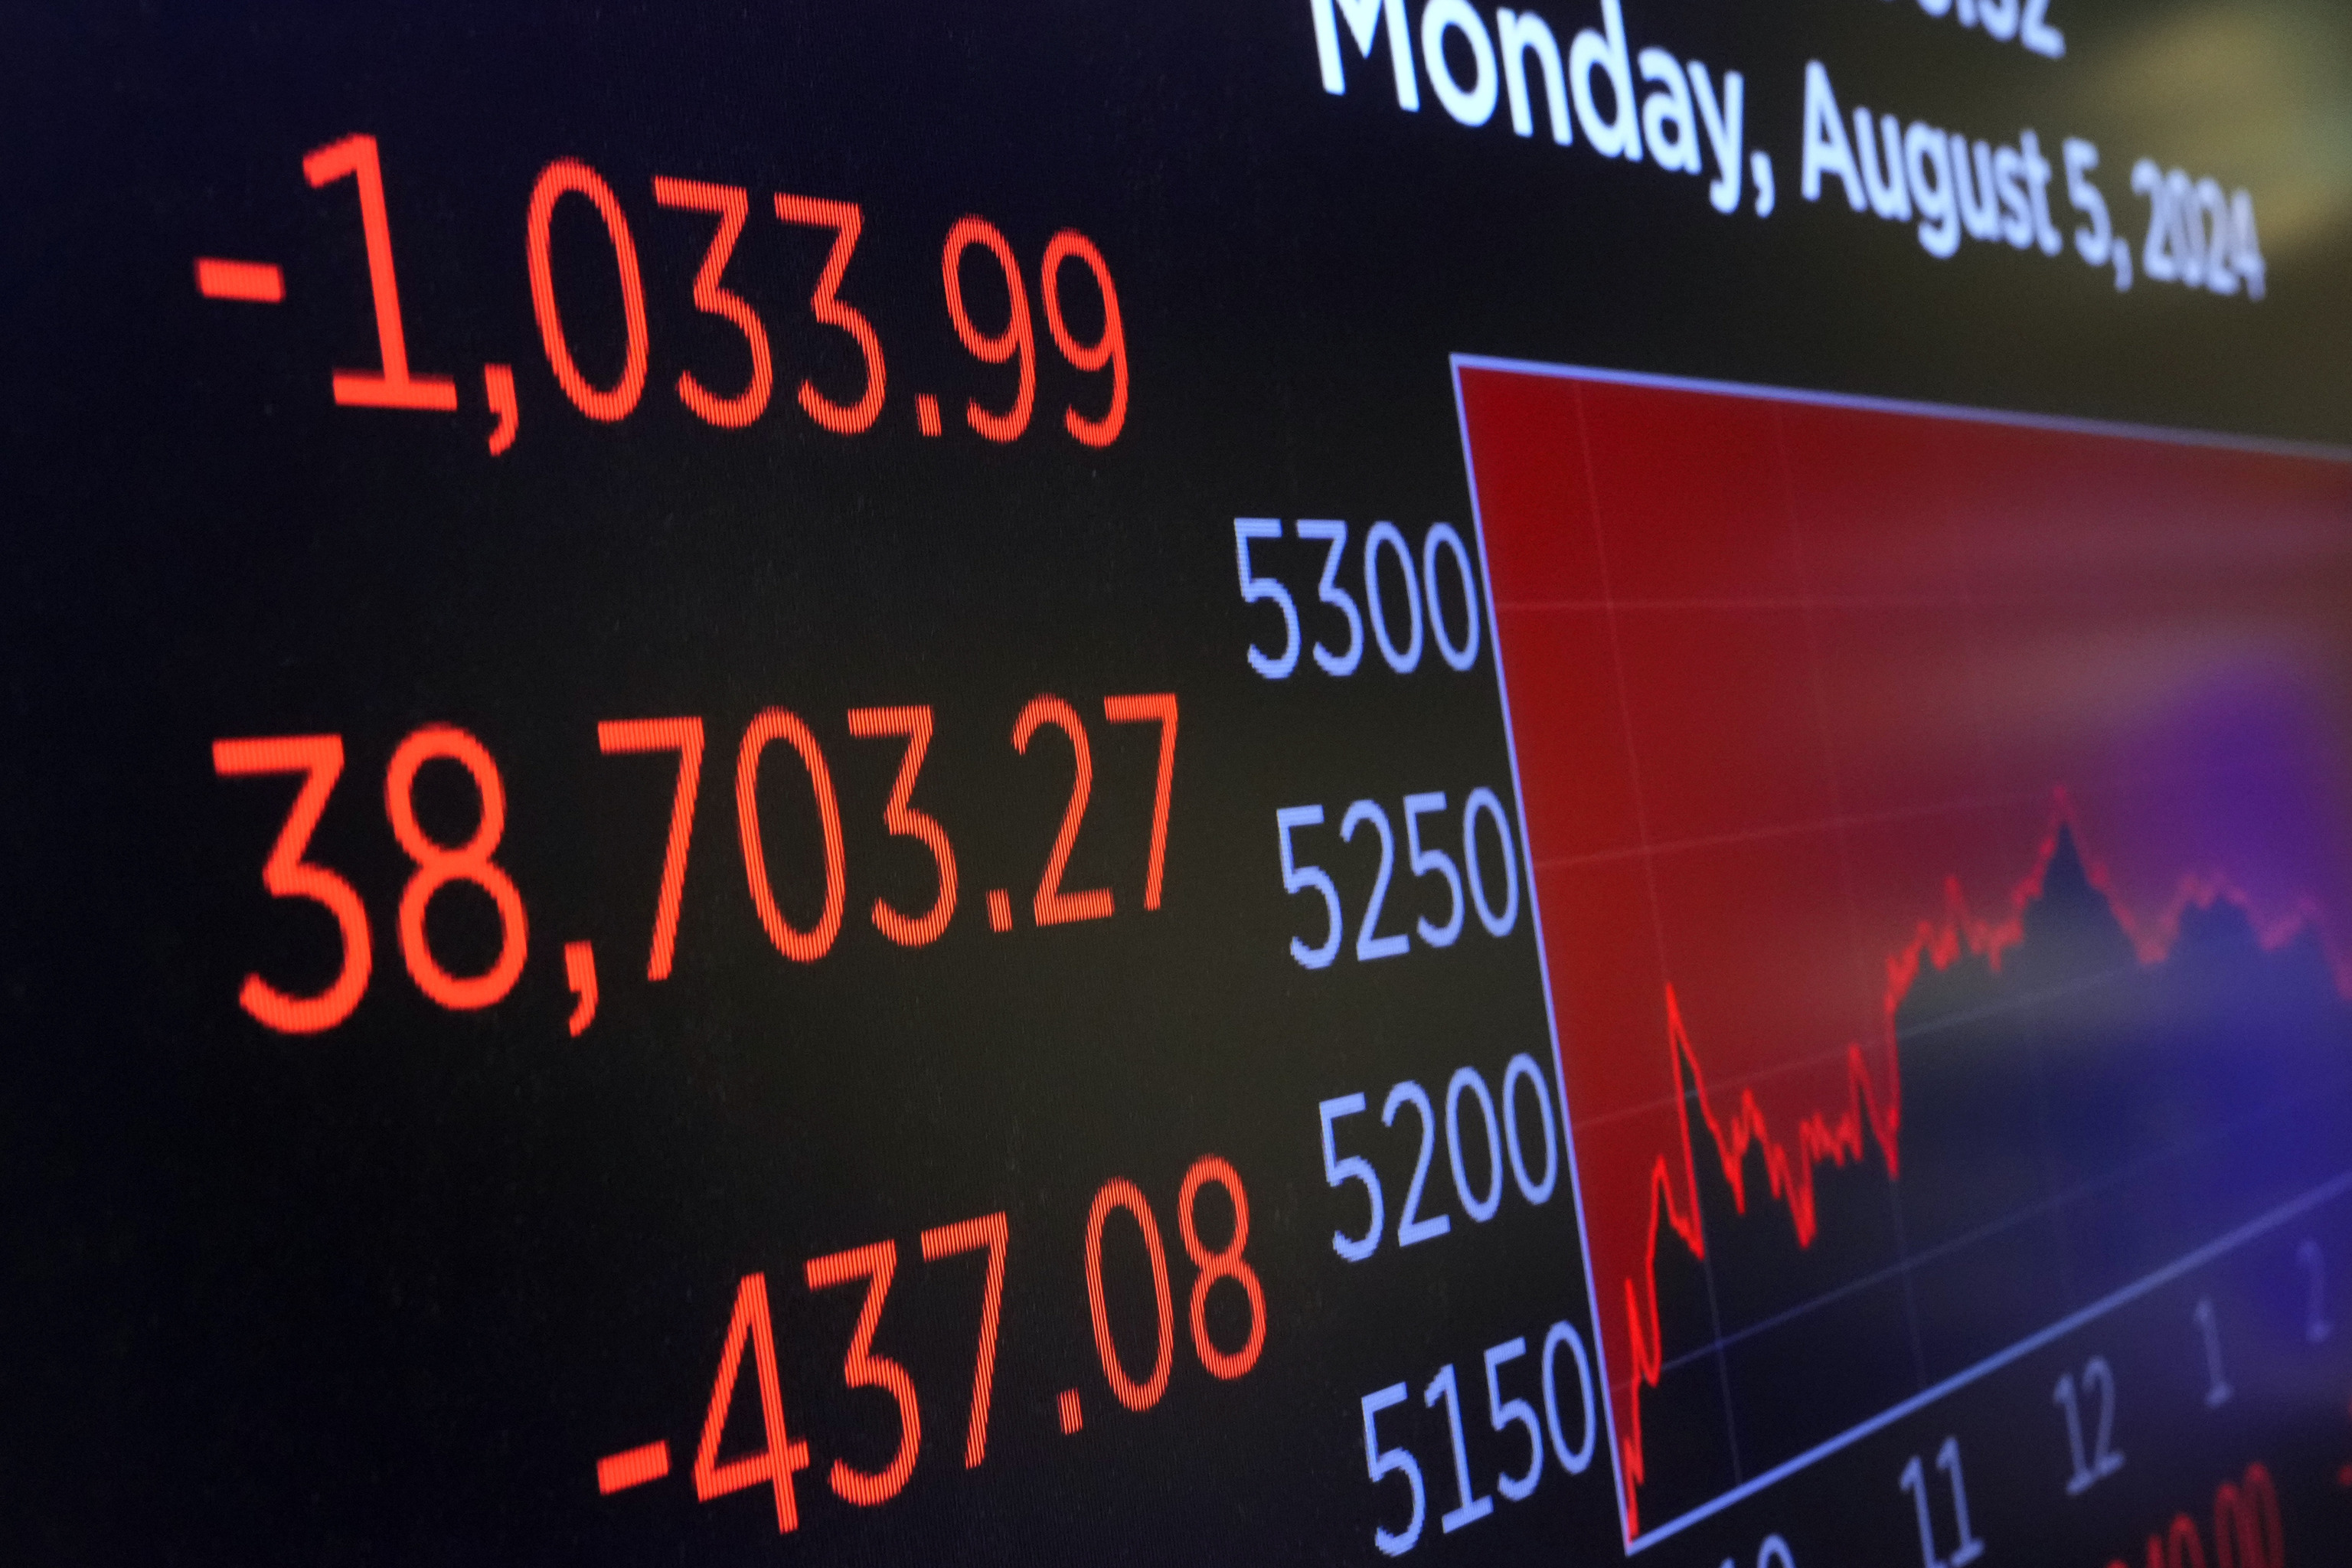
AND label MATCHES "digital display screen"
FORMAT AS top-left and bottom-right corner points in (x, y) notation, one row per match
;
(9, 3), (2352, 1563)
